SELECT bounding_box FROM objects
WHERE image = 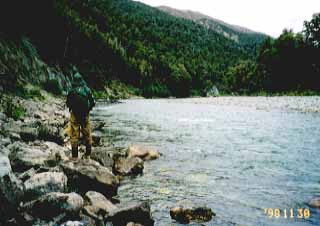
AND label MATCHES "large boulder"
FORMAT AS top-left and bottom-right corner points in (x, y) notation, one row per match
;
(83, 191), (117, 221)
(113, 156), (144, 176)
(60, 159), (119, 198)
(170, 200), (215, 224)
(108, 202), (154, 226)
(127, 145), (160, 161)
(8, 141), (68, 172)
(24, 172), (68, 200)
(23, 192), (84, 220)
(0, 156), (24, 221)
(8, 142), (53, 172)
